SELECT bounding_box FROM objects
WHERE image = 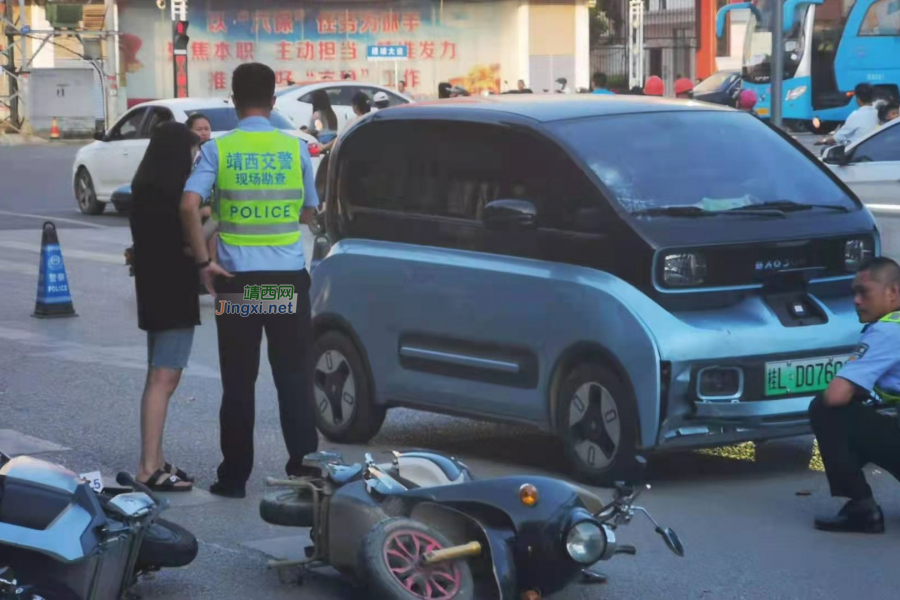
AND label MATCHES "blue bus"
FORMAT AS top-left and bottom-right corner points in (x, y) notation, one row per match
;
(717, 0), (900, 132)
